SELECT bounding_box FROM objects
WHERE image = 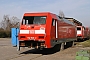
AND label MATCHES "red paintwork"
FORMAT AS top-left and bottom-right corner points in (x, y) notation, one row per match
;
(18, 12), (77, 48)
(77, 26), (90, 40)
(85, 27), (90, 39)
